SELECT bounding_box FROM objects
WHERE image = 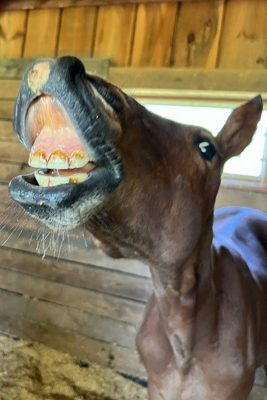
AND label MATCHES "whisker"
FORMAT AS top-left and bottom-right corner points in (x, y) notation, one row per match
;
(29, 230), (36, 246)
(15, 226), (24, 241)
(35, 227), (44, 254)
(51, 231), (56, 256)
(41, 231), (51, 260)
(0, 206), (24, 234)
(1, 220), (22, 246)
(57, 230), (65, 260)
(82, 226), (89, 249)
(66, 231), (71, 255)
(52, 229), (61, 258)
